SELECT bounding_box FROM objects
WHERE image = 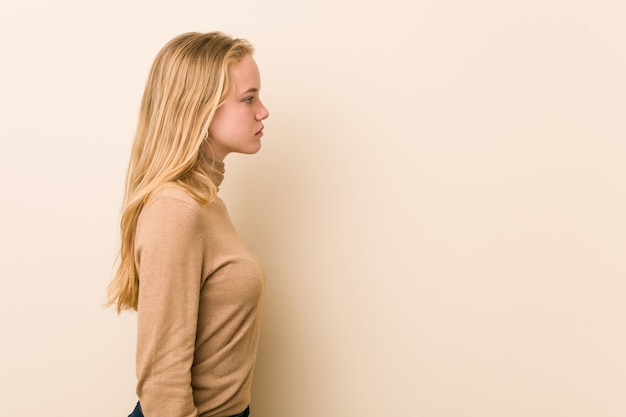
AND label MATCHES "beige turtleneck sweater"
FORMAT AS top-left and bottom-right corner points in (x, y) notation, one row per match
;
(134, 161), (265, 417)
